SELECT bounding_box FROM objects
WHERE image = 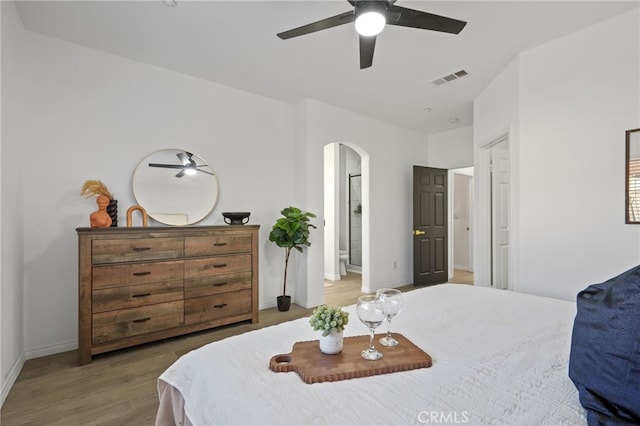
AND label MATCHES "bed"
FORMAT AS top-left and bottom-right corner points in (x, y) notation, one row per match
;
(156, 284), (586, 425)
